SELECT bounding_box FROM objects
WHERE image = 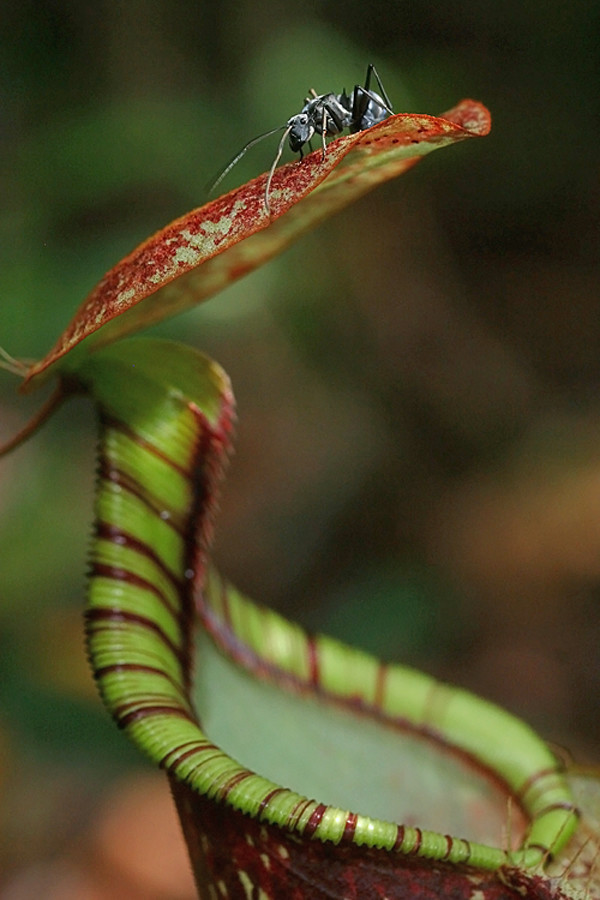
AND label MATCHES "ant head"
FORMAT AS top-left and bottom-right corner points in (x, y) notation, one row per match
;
(287, 113), (314, 153)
